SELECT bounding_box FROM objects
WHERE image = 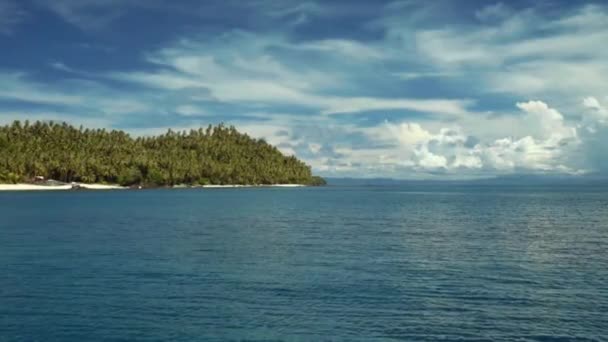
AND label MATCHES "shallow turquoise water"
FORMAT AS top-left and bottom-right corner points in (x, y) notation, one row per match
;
(1, 186), (607, 341)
